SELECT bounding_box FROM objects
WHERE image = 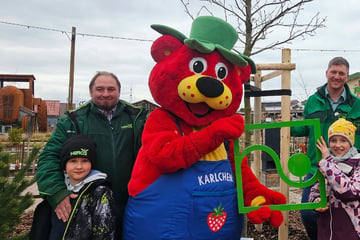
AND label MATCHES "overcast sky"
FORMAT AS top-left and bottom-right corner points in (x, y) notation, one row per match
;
(1, 0), (360, 108)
